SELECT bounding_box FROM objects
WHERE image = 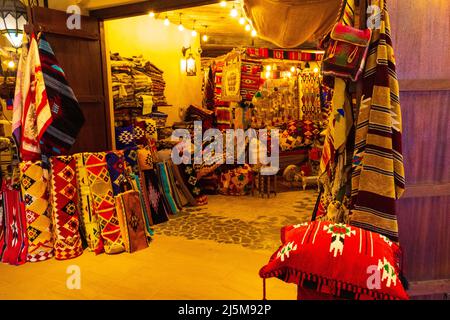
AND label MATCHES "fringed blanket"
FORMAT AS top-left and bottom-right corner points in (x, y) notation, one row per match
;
(20, 161), (54, 262)
(39, 35), (85, 156)
(350, 0), (404, 241)
(75, 153), (103, 254)
(83, 153), (125, 254)
(115, 190), (149, 253)
(19, 36), (53, 161)
(49, 156), (83, 260)
(0, 181), (28, 265)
